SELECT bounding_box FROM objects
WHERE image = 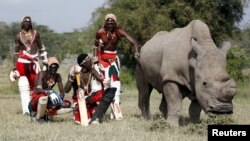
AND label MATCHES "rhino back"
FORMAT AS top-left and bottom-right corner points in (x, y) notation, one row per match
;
(140, 20), (211, 92)
(140, 31), (168, 91)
